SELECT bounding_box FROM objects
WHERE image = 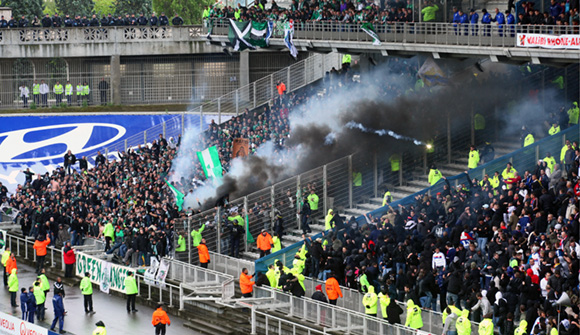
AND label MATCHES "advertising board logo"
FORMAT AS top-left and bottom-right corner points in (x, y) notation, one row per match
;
(0, 123), (126, 163)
